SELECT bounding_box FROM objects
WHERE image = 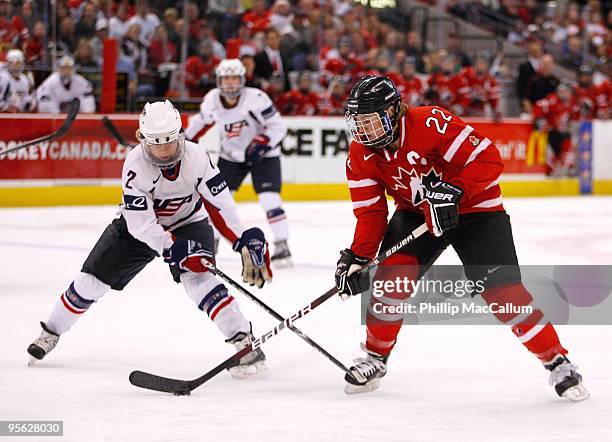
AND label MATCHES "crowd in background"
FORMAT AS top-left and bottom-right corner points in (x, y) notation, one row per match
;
(0, 0), (609, 120)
